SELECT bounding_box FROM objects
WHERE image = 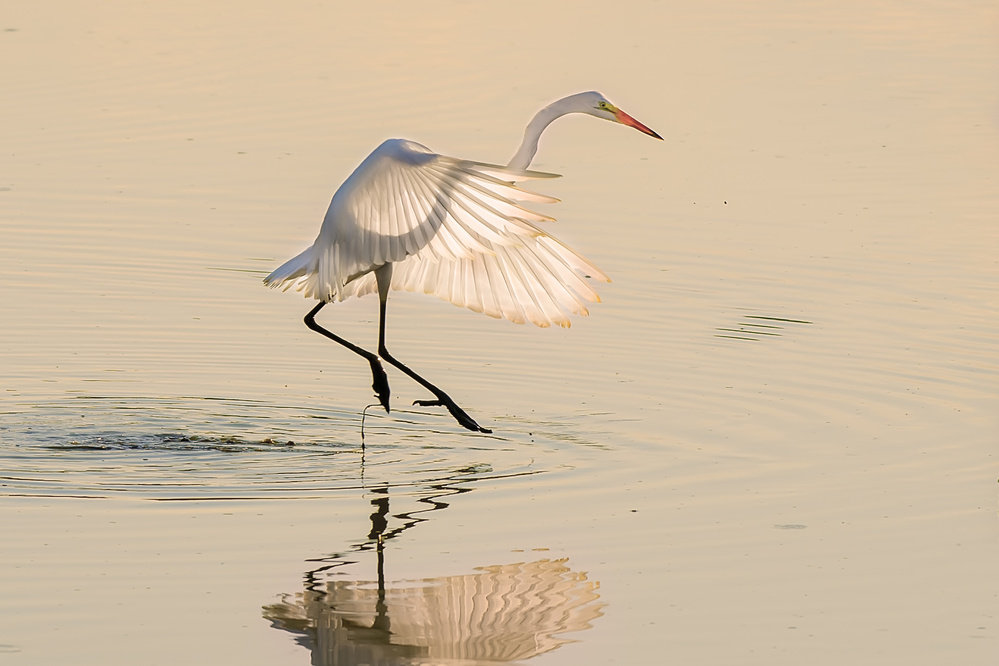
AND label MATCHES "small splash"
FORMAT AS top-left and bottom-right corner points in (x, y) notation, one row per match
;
(0, 395), (554, 501)
(51, 433), (297, 453)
